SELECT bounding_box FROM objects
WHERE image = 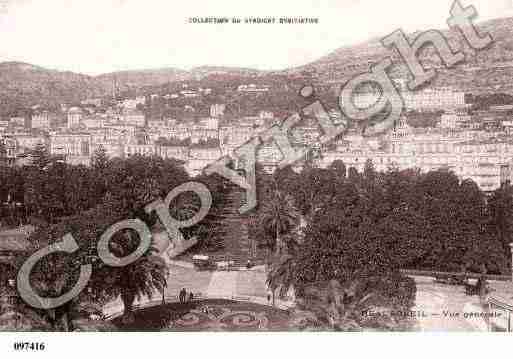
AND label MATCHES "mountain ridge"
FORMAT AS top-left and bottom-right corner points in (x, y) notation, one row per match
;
(2, 15), (513, 113)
